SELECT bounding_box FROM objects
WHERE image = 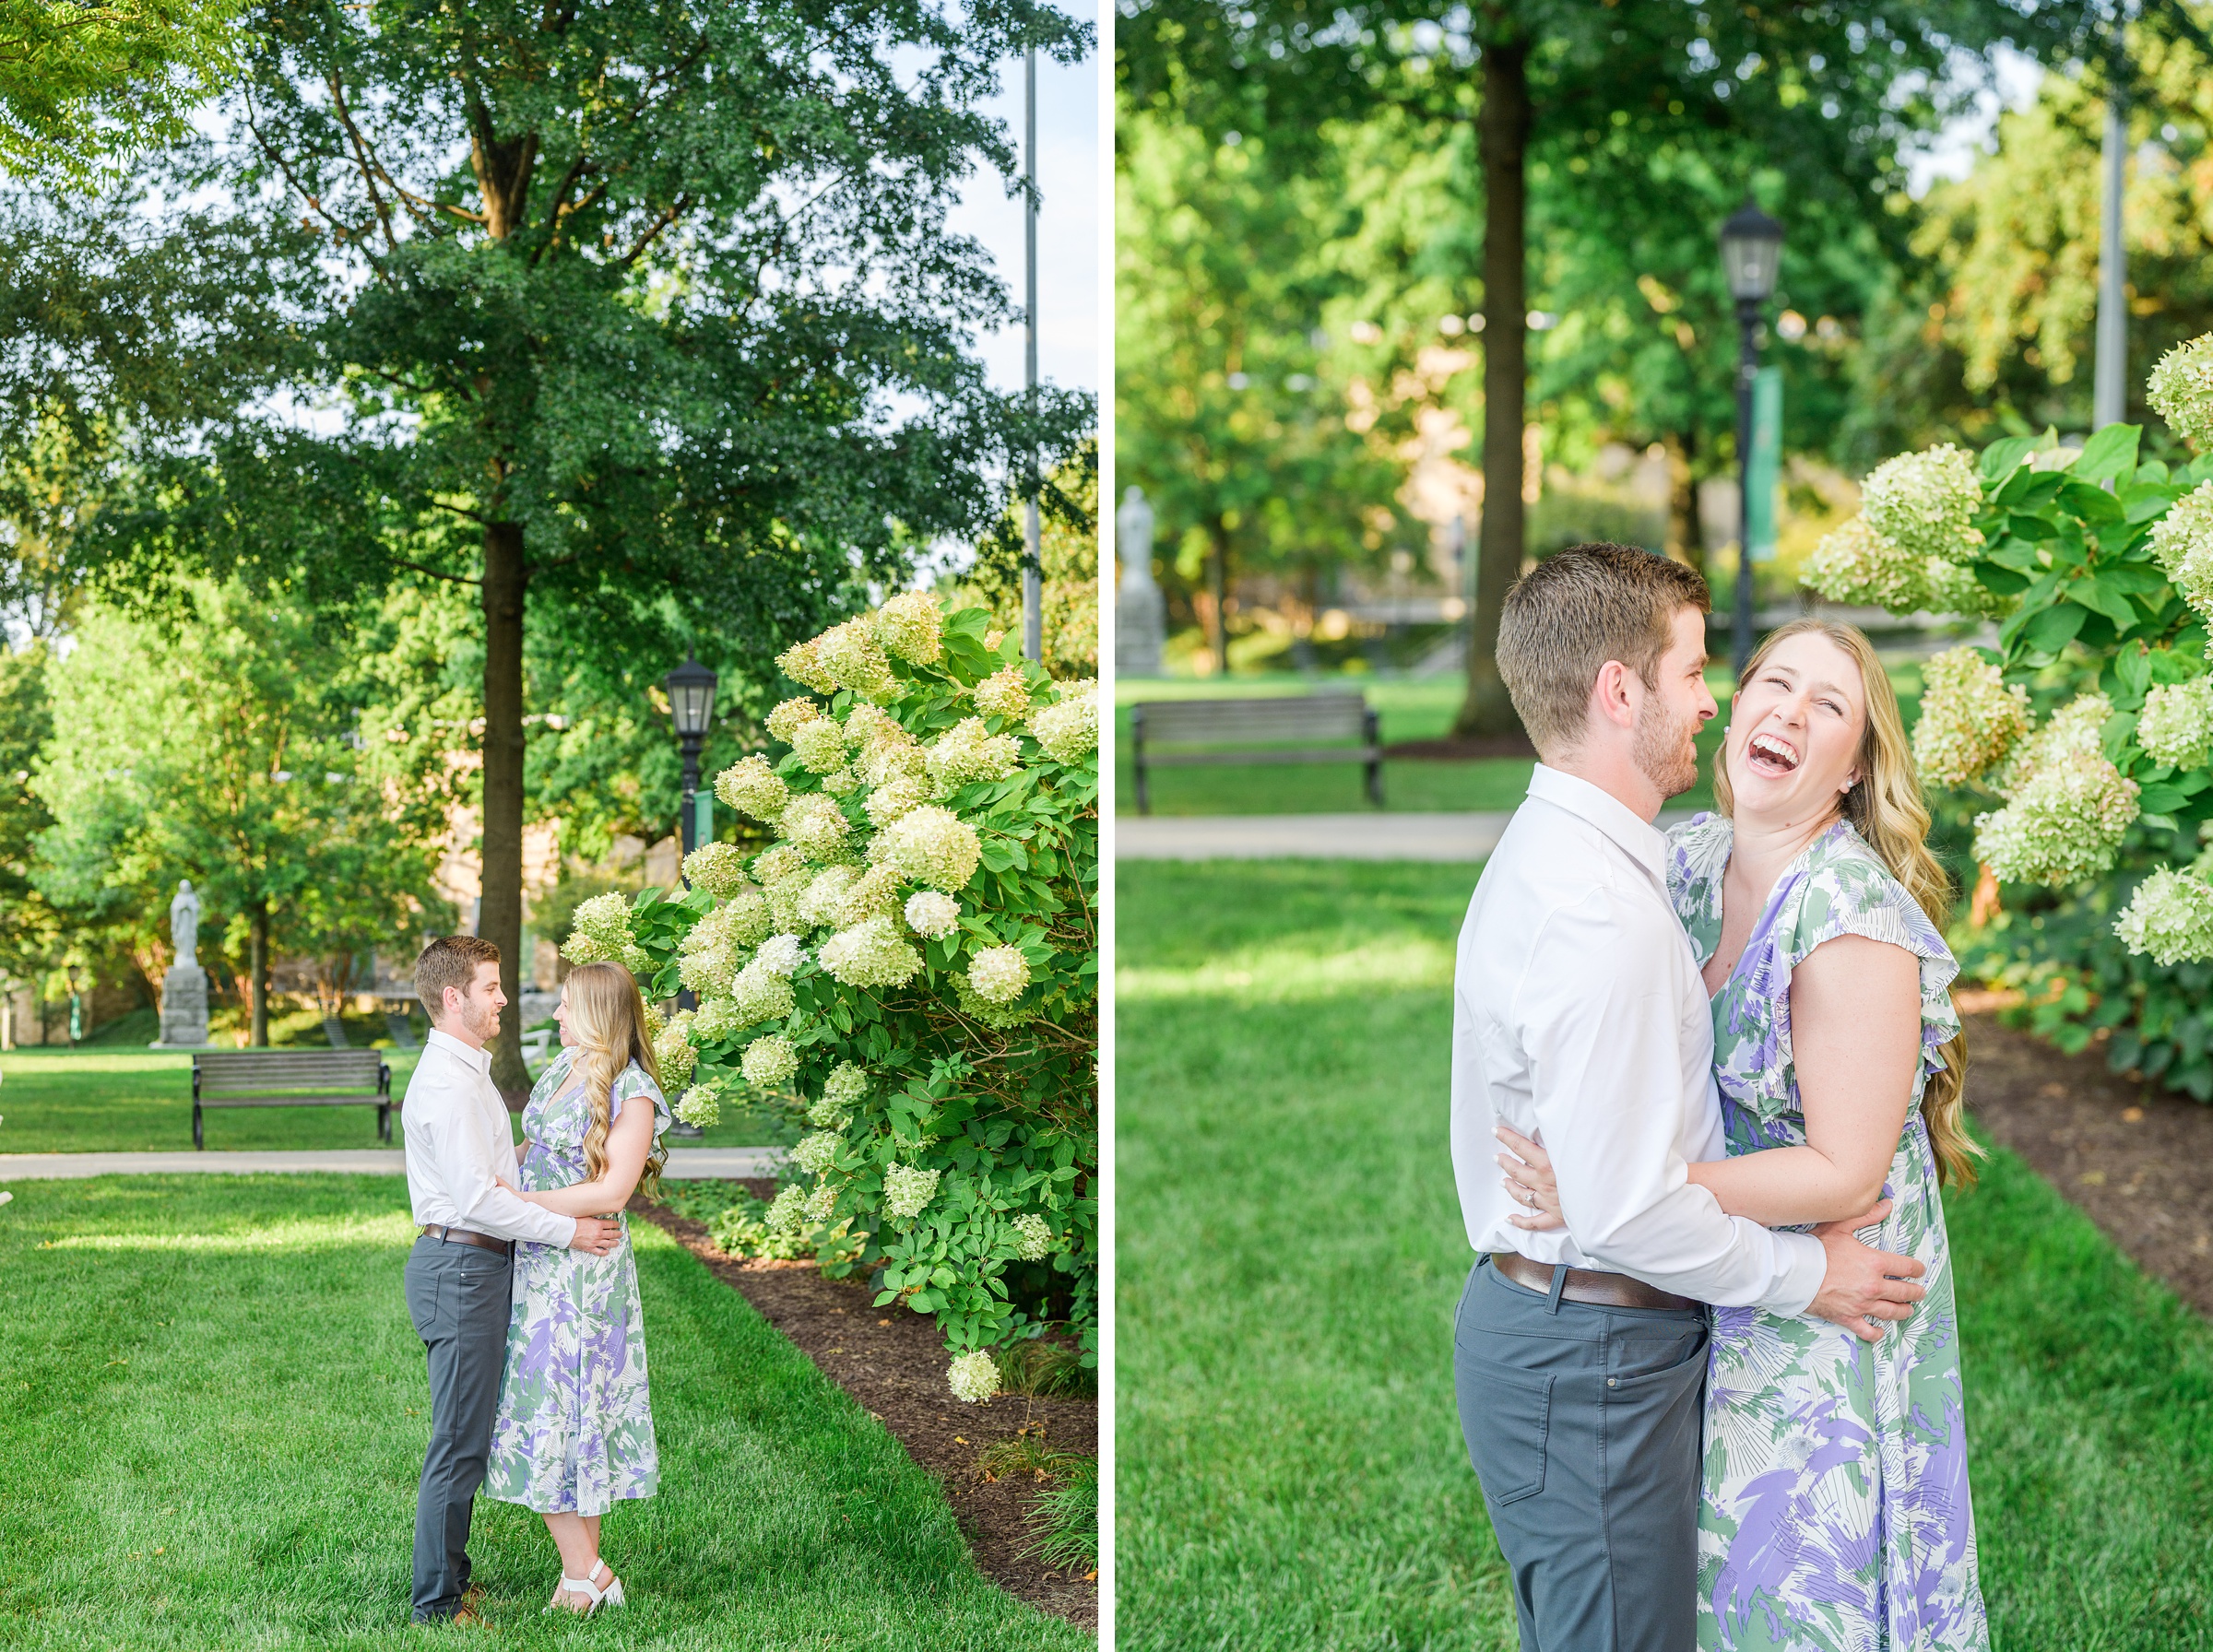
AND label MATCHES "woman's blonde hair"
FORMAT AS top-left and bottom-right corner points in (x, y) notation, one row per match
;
(1715, 618), (1981, 1190)
(562, 962), (667, 1201)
